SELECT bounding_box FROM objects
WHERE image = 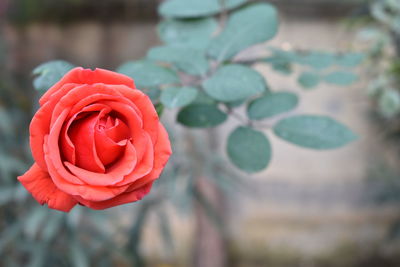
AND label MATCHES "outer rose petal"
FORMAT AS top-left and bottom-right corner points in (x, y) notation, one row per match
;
(75, 182), (153, 210)
(40, 68), (135, 106)
(18, 164), (77, 212)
